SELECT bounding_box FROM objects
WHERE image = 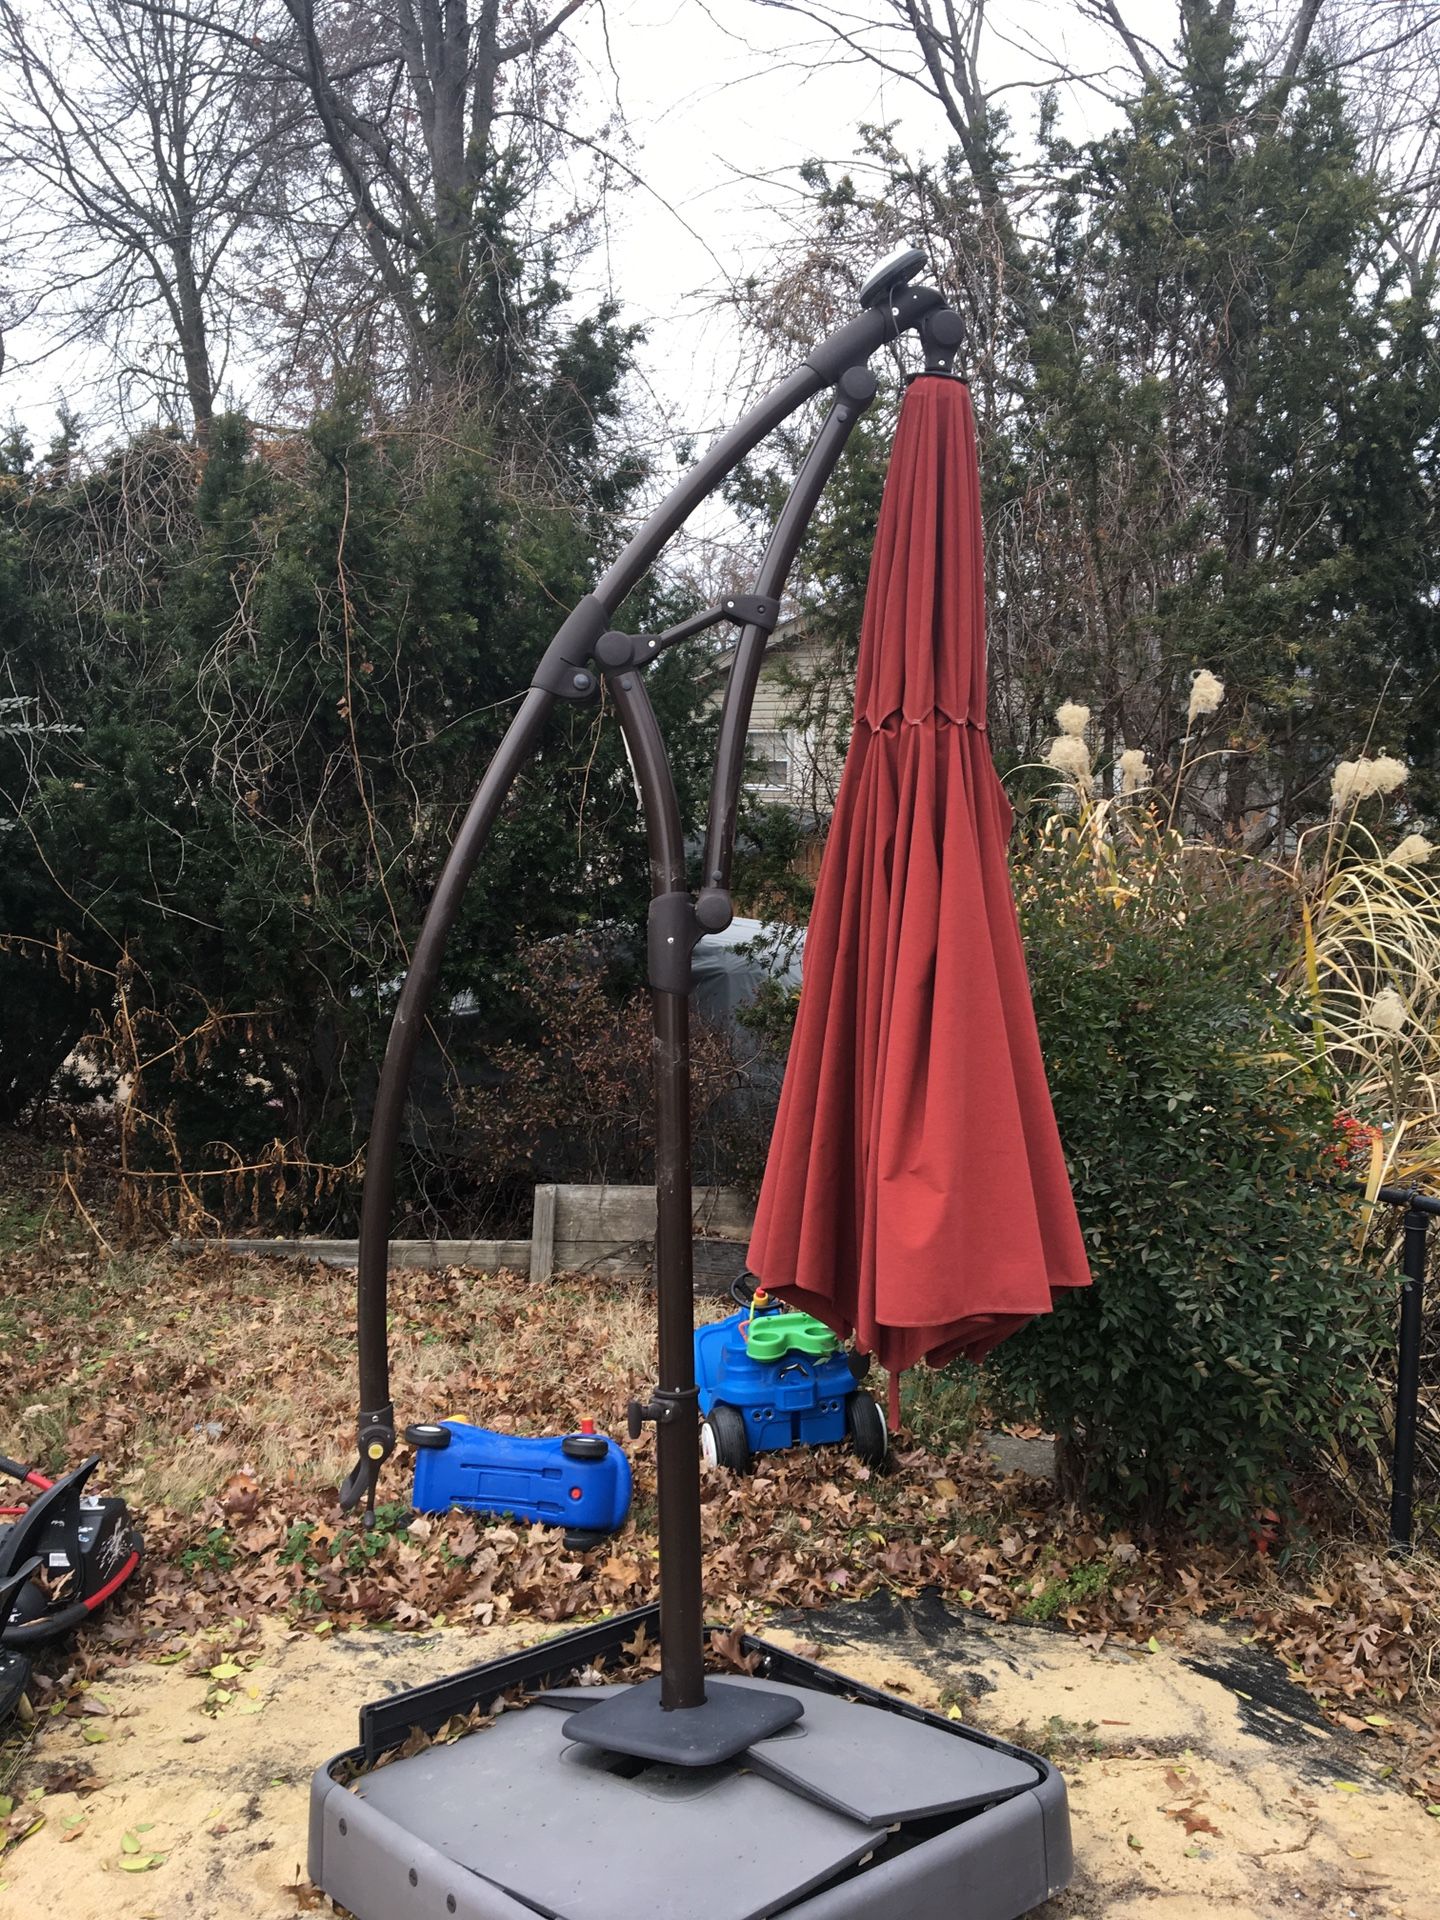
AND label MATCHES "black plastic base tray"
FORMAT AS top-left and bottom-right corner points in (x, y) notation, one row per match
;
(309, 1606), (1072, 1920)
